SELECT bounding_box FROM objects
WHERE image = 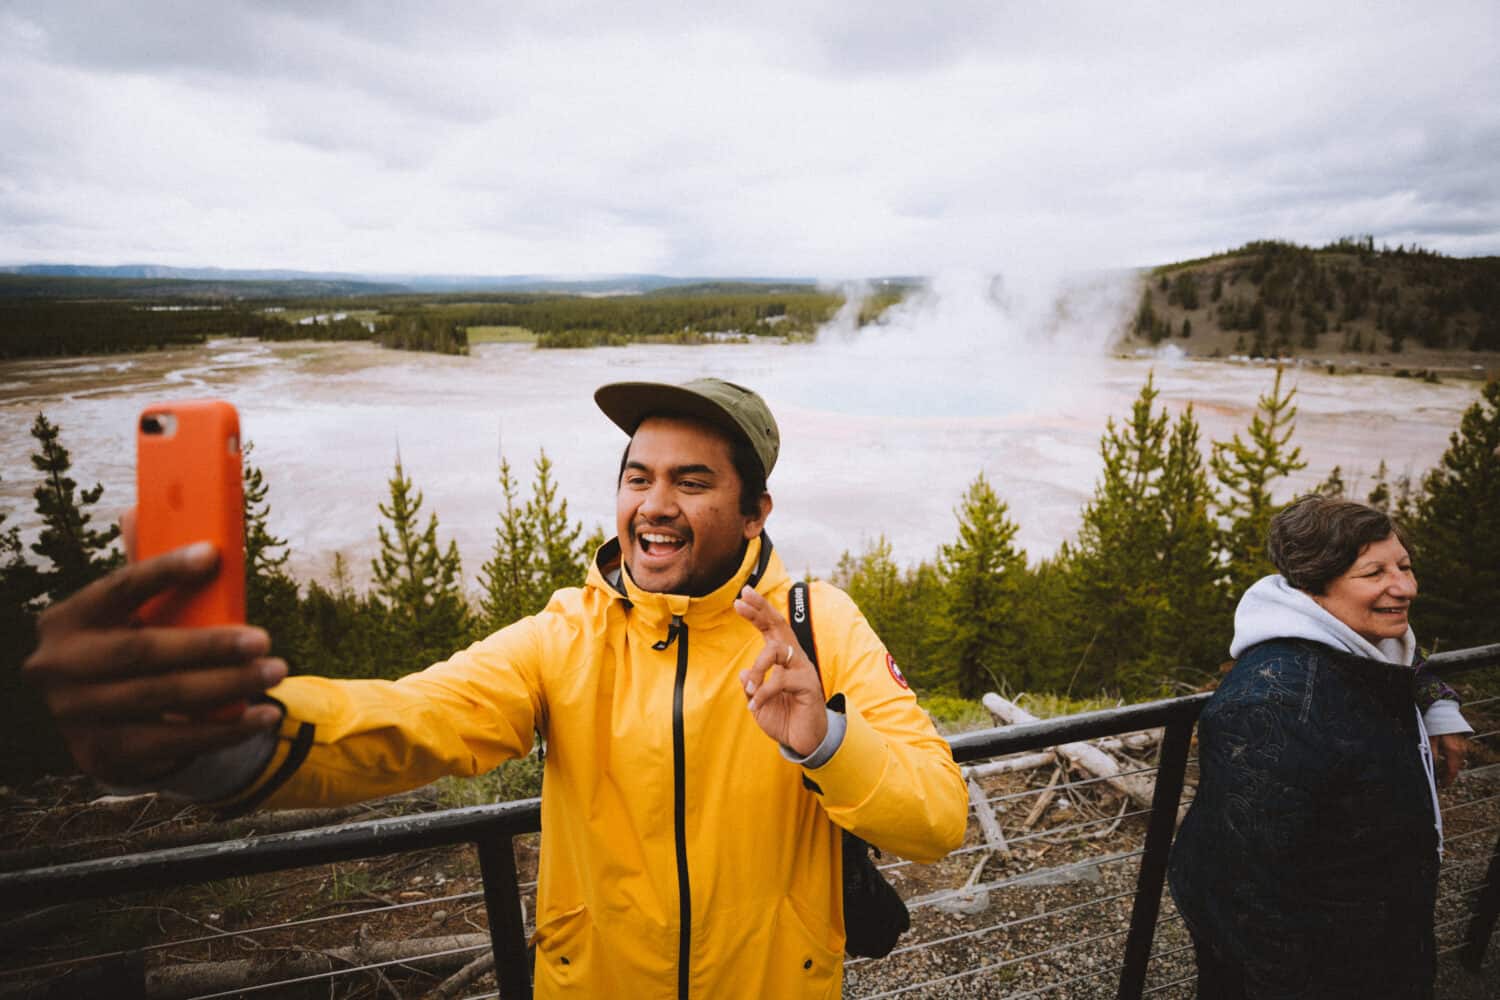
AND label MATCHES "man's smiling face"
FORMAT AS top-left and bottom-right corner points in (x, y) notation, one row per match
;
(616, 415), (770, 596)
